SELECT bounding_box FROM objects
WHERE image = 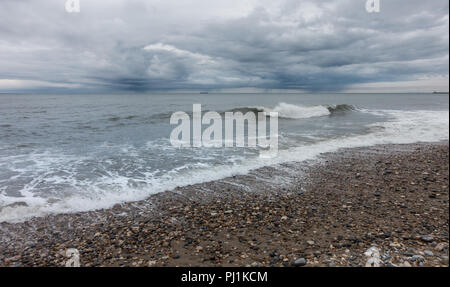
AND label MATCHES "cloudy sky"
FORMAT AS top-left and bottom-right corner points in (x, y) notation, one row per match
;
(0, 0), (448, 93)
